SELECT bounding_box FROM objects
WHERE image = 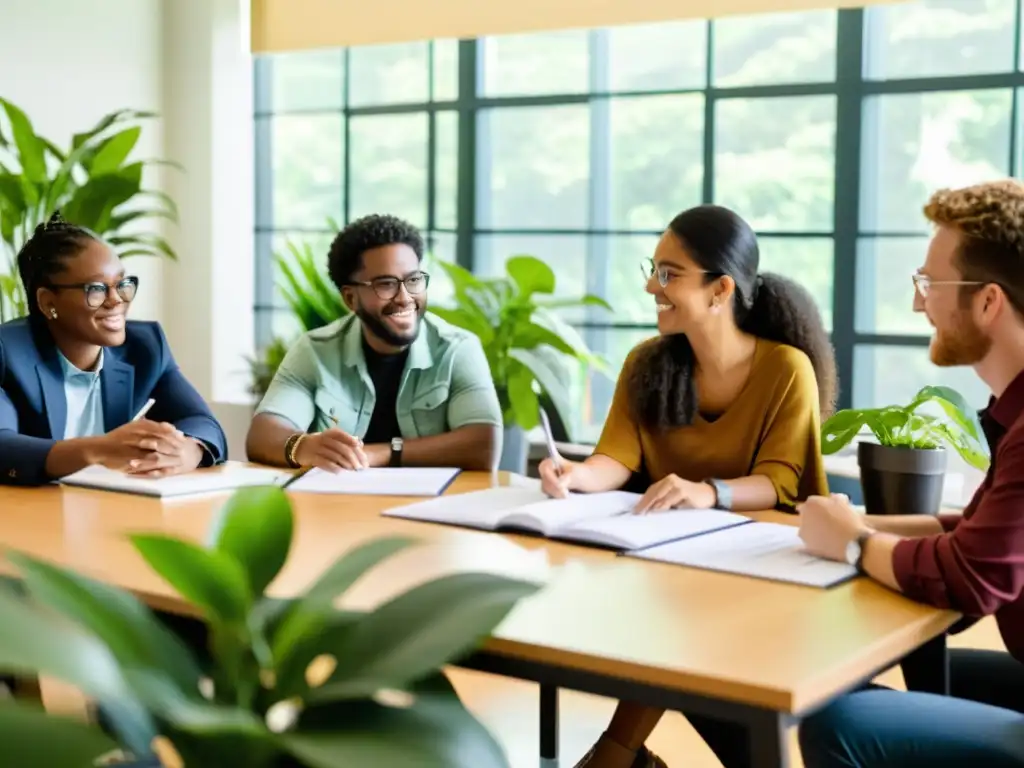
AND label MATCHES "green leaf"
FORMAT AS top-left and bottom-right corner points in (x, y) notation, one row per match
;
(207, 486), (294, 598)
(510, 321), (578, 357)
(122, 669), (265, 735)
(62, 165), (143, 233)
(130, 534), (252, 623)
(0, 703), (119, 768)
(271, 536), (418, 682)
(108, 207), (177, 232)
(506, 255), (555, 298)
(7, 552), (202, 695)
(308, 572), (539, 702)
(509, 347), (574, 438)
(71, 109), (156, 151)
(820, 409), (869, 454)
(913, 385), (984, 441)
(536, 293), (613, 311)
(0, 99), (46, 183)
(282, 672), (509, 768)
(88, 126), (141, 175)
(427, 306), (495, 344)
(0, 584), (156, 755)
(506, 359), (540, 430)
(0, 173), (27, 218)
